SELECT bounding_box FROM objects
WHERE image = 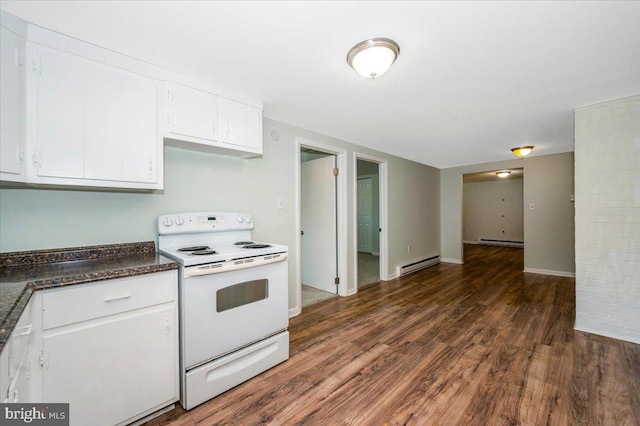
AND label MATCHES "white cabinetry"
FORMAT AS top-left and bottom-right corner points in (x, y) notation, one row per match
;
(0, 24), (26, 182)
(0, 297), (40, 404)
(163, 81), (262, 158)
(39, 271), (178, 426)
(164, 82), (219, 144)
(28, 45), (160, 189)
(219, 97), (262, 153)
